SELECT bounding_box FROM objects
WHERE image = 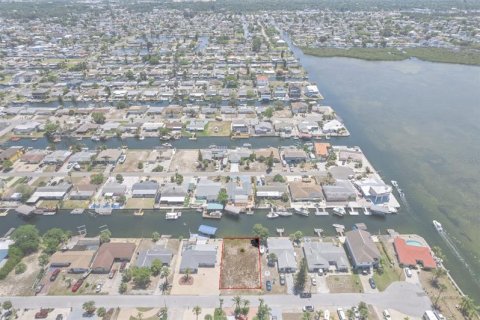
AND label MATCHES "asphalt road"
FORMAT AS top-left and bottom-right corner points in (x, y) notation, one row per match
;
(0, 282), (431, 317)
